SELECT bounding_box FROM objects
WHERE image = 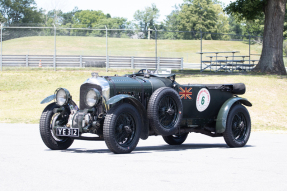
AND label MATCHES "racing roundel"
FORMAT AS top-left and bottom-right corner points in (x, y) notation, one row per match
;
(196, 88), (210, 112)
